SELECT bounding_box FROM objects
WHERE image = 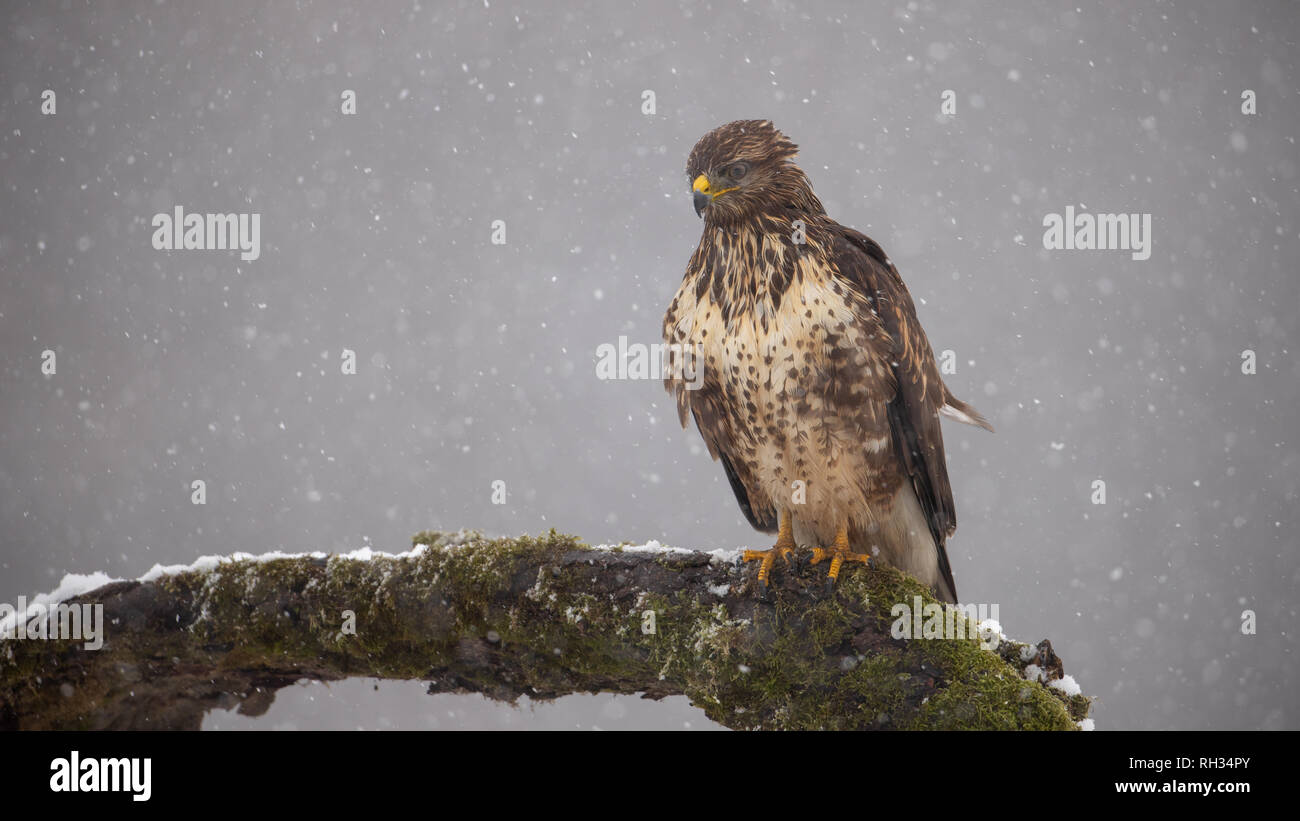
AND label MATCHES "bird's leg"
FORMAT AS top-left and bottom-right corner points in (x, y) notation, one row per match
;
(810, 523), (872, 589)
(742, 510), (797, 595)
